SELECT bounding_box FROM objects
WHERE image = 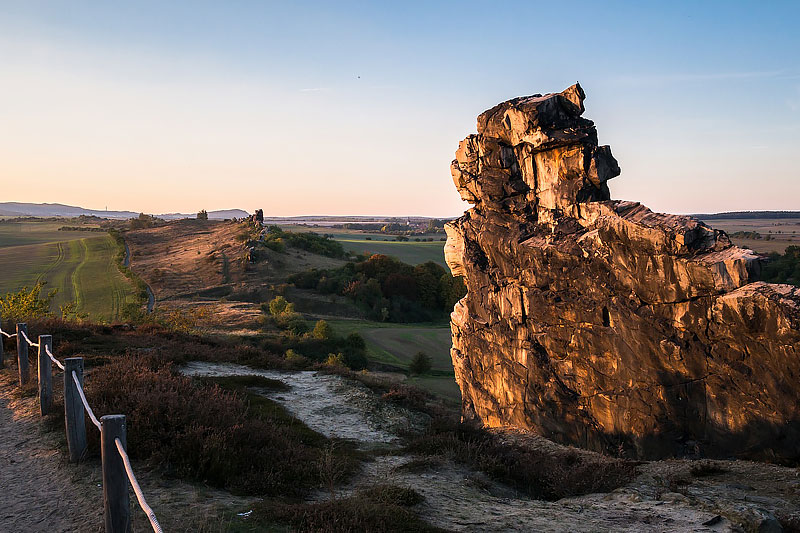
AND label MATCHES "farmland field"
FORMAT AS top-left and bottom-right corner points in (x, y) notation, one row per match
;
(323, 318), (461, 402)
(0, 222), (137, 321)
(699, 217), (800, 254)
(324, 230), (448, 267)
